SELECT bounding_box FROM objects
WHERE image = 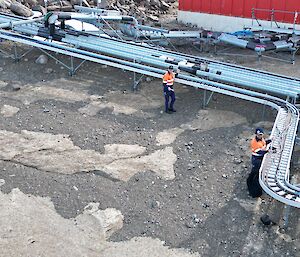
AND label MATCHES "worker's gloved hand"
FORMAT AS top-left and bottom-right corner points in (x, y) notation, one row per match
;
(266, 139), (272, 144)
(174, 69), (179, 78)
(168, 87), (173, 91)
